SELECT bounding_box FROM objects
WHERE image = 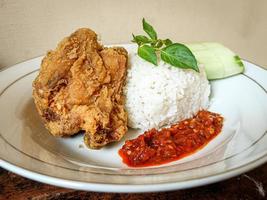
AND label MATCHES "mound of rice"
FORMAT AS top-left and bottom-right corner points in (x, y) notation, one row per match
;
(124, 47), (210, 130)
